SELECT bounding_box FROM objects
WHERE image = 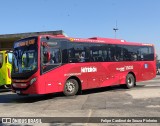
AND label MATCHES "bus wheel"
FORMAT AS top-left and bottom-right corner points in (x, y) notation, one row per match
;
(64, 79), (79, 96)
(4, 85), (11, 89)
(125, 74), (135, 89)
